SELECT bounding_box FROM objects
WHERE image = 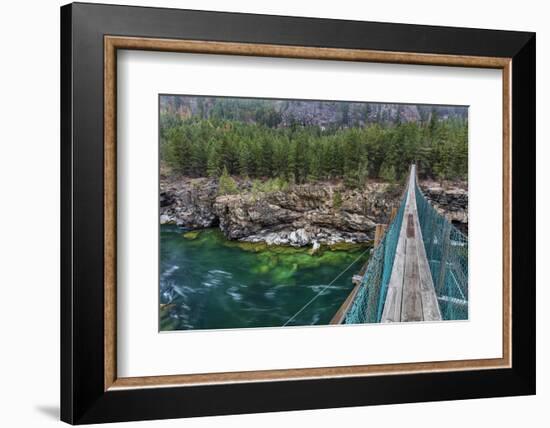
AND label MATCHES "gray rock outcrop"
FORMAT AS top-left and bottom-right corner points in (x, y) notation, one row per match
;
(160, 177), (468, 246)
(419, 180), (468, 234)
